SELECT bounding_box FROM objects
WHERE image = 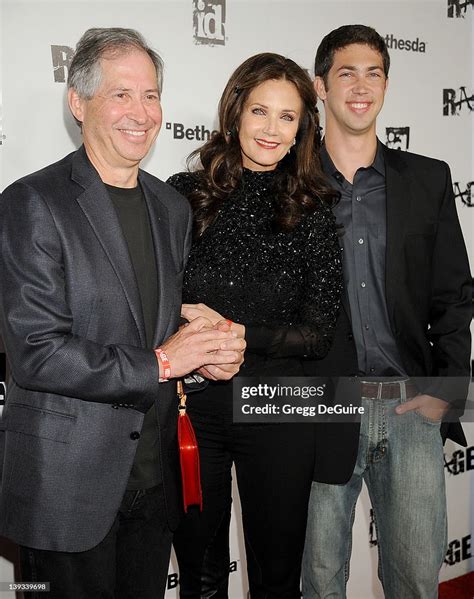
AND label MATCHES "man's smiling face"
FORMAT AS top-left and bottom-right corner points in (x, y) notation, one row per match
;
(69, 48), (162, 181)
(315, 43), (388, 137)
